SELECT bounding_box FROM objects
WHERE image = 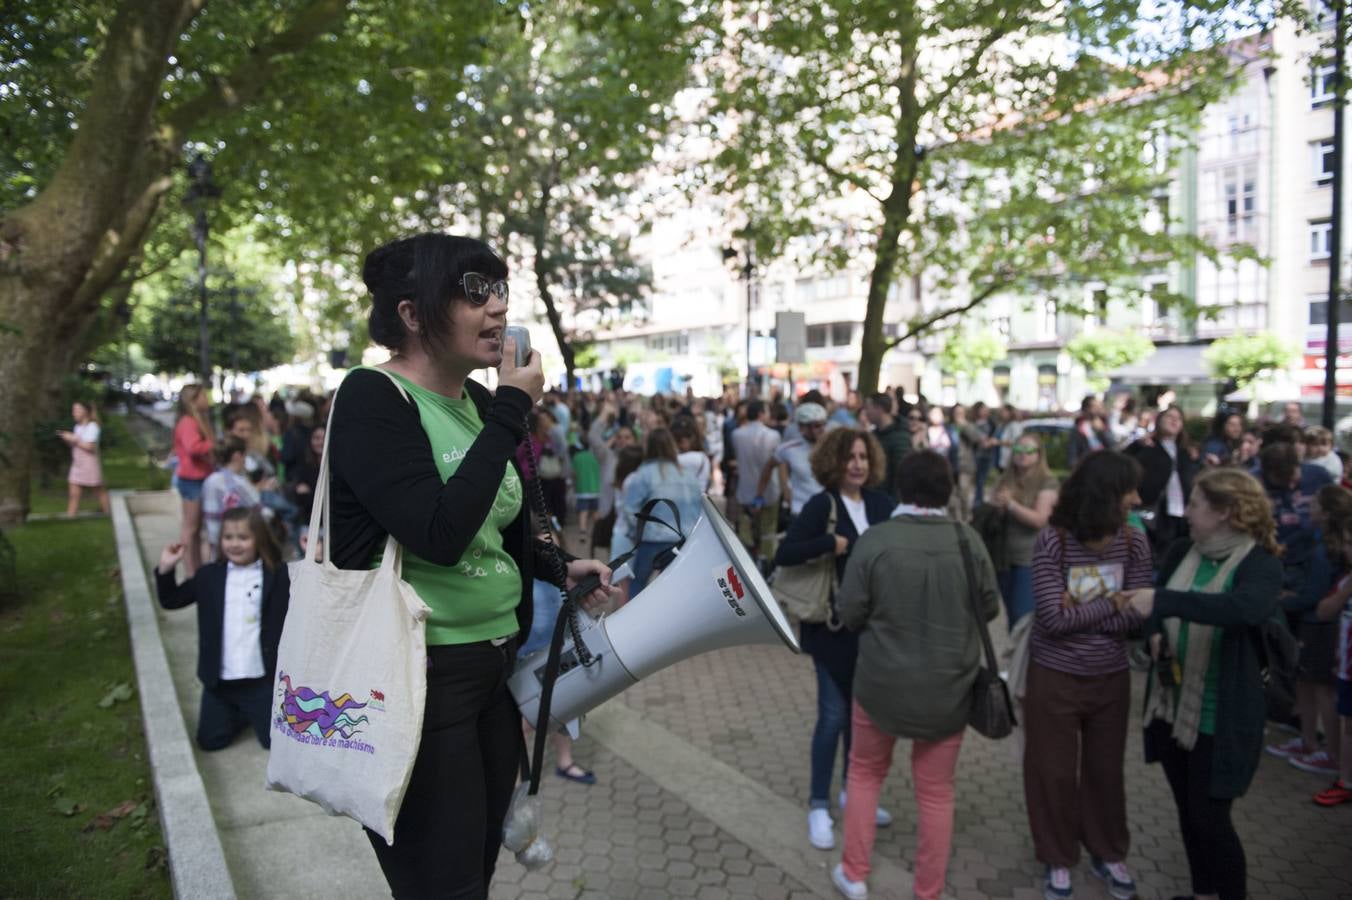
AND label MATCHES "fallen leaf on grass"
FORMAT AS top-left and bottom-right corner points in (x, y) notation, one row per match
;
(52, 797), (84, 817)
(145, 846), (166, 872)
(97, 682), (134, 708)
(82, 800), (142, 833)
